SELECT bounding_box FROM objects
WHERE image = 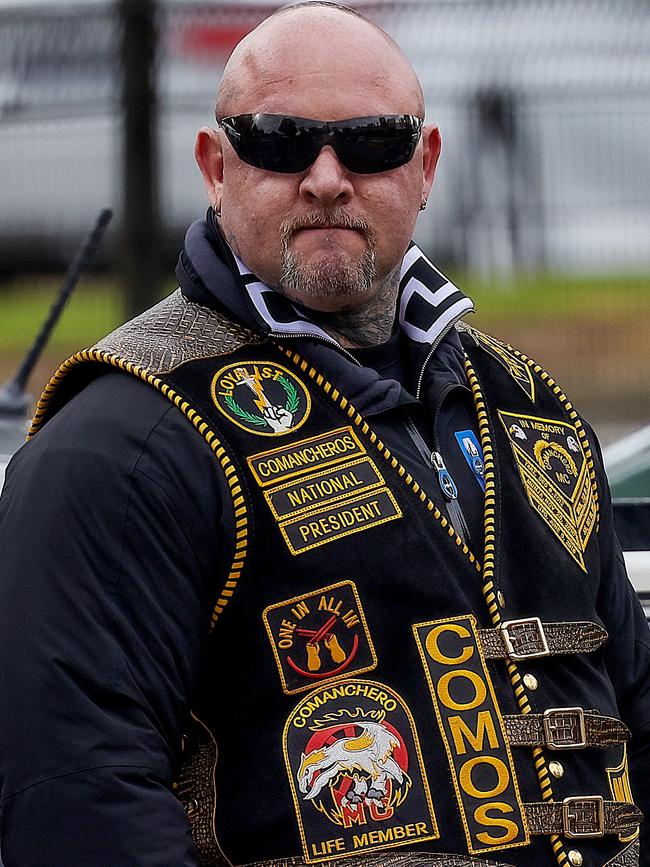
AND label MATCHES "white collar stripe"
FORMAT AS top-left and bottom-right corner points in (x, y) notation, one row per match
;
(234, 242), (474, 347)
